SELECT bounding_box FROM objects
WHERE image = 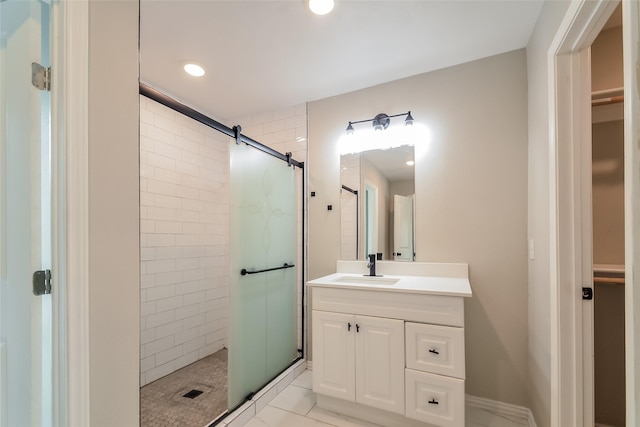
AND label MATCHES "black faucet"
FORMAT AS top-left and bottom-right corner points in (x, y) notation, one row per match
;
(367, 253), (377, 276)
